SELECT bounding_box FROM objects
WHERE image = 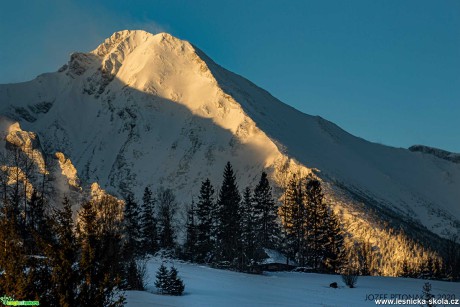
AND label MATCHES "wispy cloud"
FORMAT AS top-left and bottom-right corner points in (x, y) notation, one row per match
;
(0, 0), (169, 83)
